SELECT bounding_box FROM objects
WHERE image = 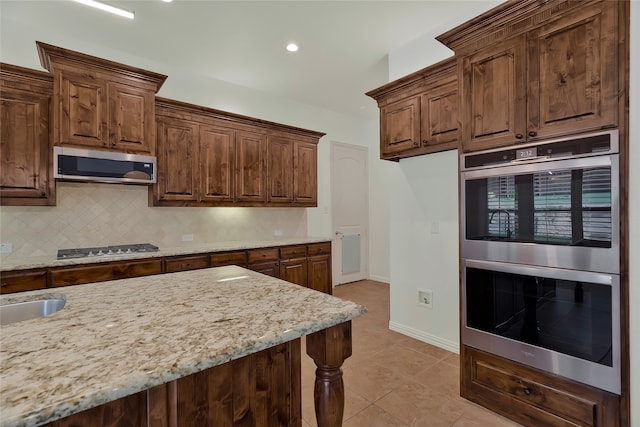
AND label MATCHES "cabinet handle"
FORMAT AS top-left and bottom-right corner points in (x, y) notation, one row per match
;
(524, 388), (532, 396)
(422, 140), (427, 146)
(528, 131), (537, 137)
(515, 133), (524, 139)
(1, 283), (7, 288)
(413, 141), (419, 147)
